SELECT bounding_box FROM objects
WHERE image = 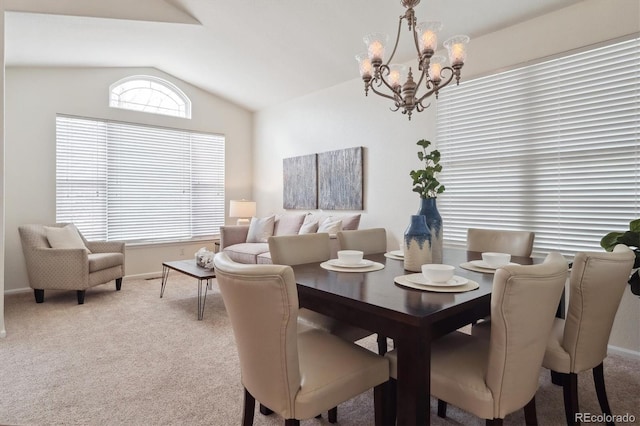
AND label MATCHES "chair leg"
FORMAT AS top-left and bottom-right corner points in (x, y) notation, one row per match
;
(76, 290), (86, 305)
(259, 404), (273, 415)
(284, 419), (300, 426)
(34, 289), (44, 303)
(116, 277), (123, 291)
(551, 370), (563, 386)
(243, 388), (255, 426)
(437, 399), (447, 418)
(562, 372), (579, 425)
(486, 419), (504, 426)
(328, 406), (337, 423)
(593, 363), (614, 426)
(373, 383), (386, 426)
(524, 396), (538, 425)
(377, 334), (388, 355)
